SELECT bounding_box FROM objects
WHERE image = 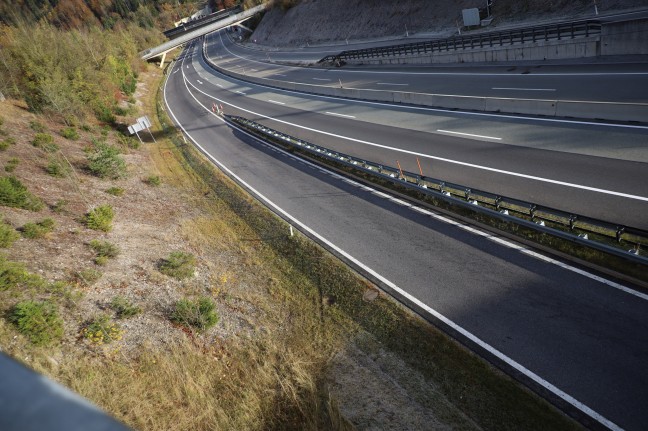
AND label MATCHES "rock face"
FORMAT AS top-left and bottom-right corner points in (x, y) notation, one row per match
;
(250, 0), (647, 47)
